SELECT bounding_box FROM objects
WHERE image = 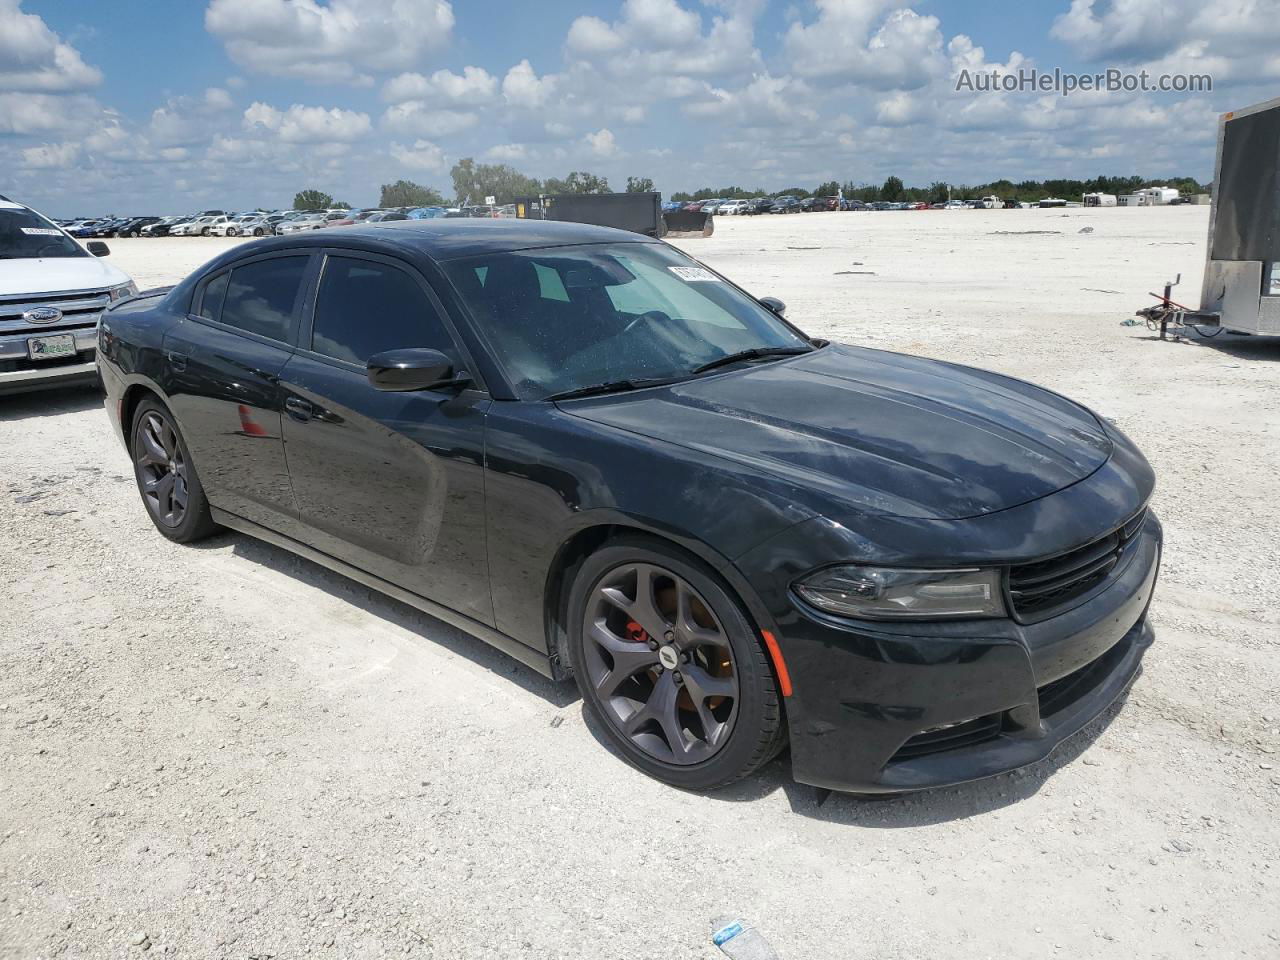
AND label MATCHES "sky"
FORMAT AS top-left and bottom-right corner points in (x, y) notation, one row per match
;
(2, 0), (1276, 216)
